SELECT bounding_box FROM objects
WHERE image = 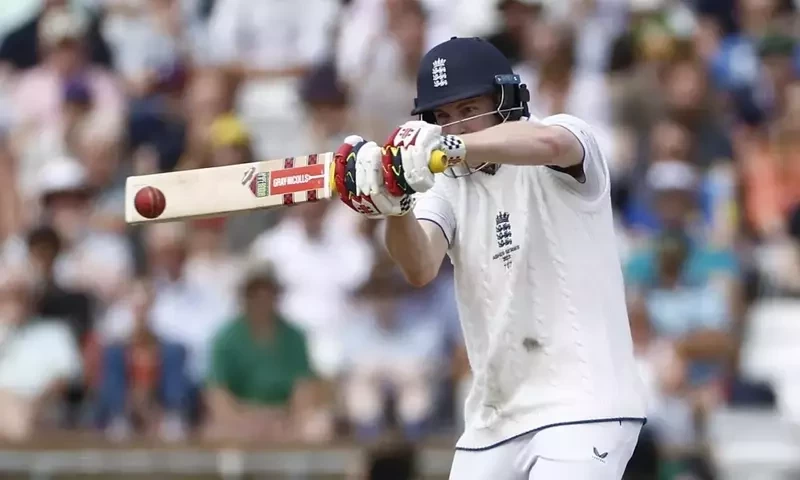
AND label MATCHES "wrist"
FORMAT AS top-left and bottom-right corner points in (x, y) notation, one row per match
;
(441, 134), (467, 167)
